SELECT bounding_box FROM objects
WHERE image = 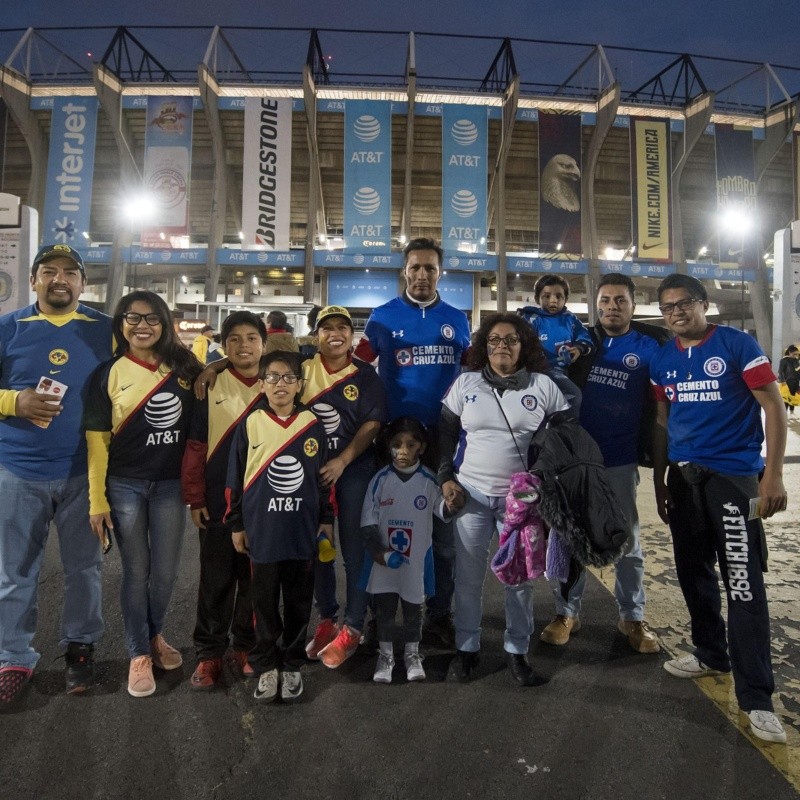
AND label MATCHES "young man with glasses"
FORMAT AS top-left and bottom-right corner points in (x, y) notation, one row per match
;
(650, 273), (788, 743)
